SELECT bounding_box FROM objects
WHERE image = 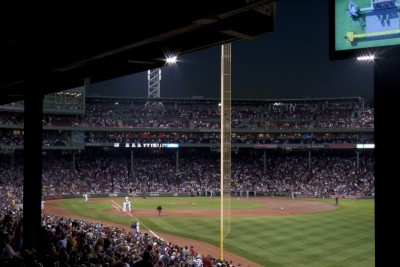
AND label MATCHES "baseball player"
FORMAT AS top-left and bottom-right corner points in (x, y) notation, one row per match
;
(122, 200), (127, 212)
(83, 193), (88, 202)
(127, 199), (132, 212)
